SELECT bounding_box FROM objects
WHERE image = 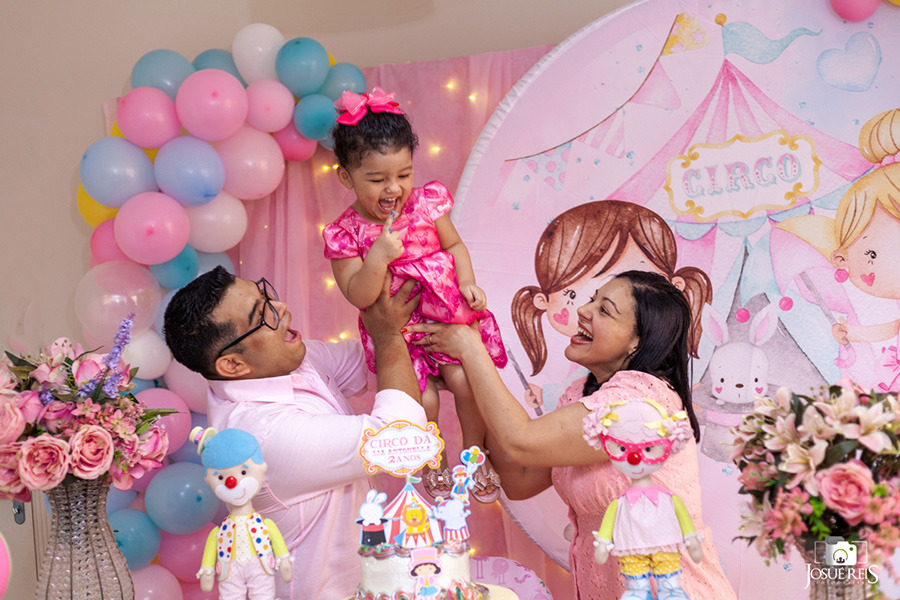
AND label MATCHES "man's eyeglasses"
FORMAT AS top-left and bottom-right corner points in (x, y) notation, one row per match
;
(217, 278), (280, 357)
